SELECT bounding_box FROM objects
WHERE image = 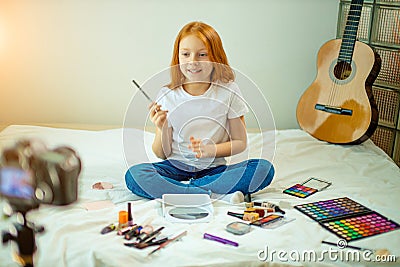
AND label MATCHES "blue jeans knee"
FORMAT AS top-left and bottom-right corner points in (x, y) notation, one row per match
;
(125, 163), (154, 198)
(248, 158), (275, 193)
